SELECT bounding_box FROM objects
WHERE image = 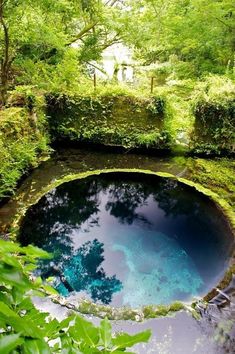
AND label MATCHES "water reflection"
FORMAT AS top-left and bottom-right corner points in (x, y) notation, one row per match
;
(41, 239), (123, 304)
(105, 182), (151, 225)
(19, 173), (233, 307)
